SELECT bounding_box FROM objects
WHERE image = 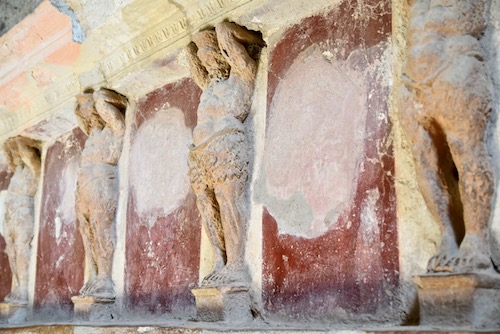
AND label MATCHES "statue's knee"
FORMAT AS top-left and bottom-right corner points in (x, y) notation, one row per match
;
(193, 182), (210, 197)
